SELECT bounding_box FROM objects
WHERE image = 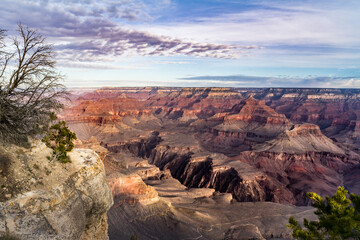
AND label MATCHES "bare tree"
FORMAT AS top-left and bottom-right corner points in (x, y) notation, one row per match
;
(0, 24), (67, 145)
